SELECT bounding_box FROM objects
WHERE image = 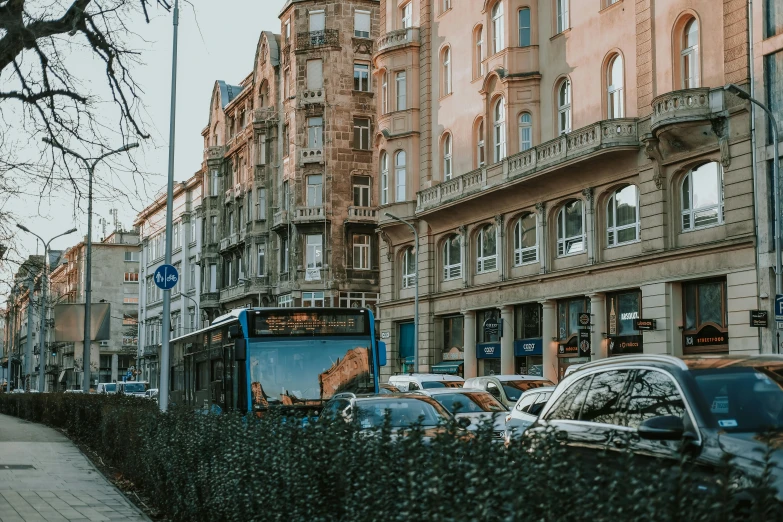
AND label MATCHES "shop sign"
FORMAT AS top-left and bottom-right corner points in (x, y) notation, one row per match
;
(514, 338), (543, 357)
(749, 310), (768, 328)
(476, 343), (501, 359)
(483, 318), (502, 338)
(380, 331), (390, 339)
(684, 325), (728, 348)
(578, 313), (591, 328)
(634, 319), (657, 331)
(558, 344), (579, 355)
(442, 347), (464, 360)
(578, 330), (591, 357)
(609, 335), (643, 356)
